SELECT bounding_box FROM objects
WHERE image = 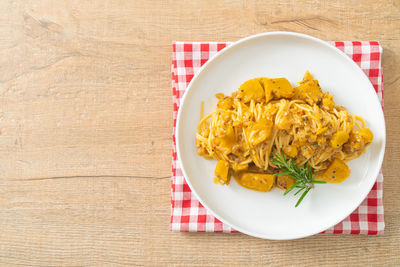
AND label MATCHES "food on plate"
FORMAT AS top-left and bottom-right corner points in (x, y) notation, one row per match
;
(195, 71), (373, 206)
